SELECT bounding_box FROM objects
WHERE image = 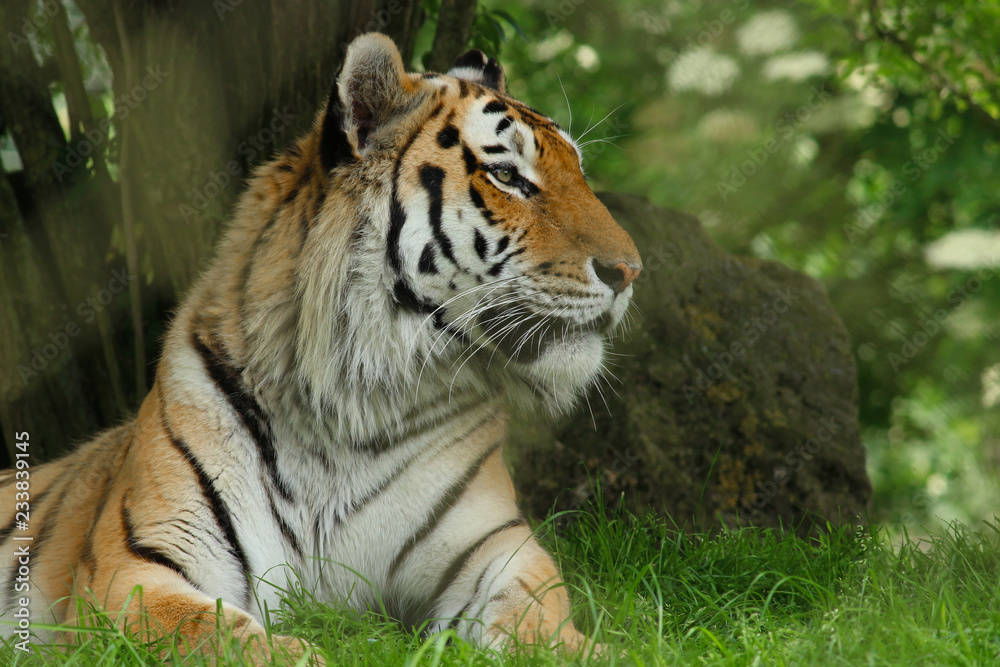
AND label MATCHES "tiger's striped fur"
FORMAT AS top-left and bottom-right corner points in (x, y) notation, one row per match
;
(0, 34), (641, 662)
